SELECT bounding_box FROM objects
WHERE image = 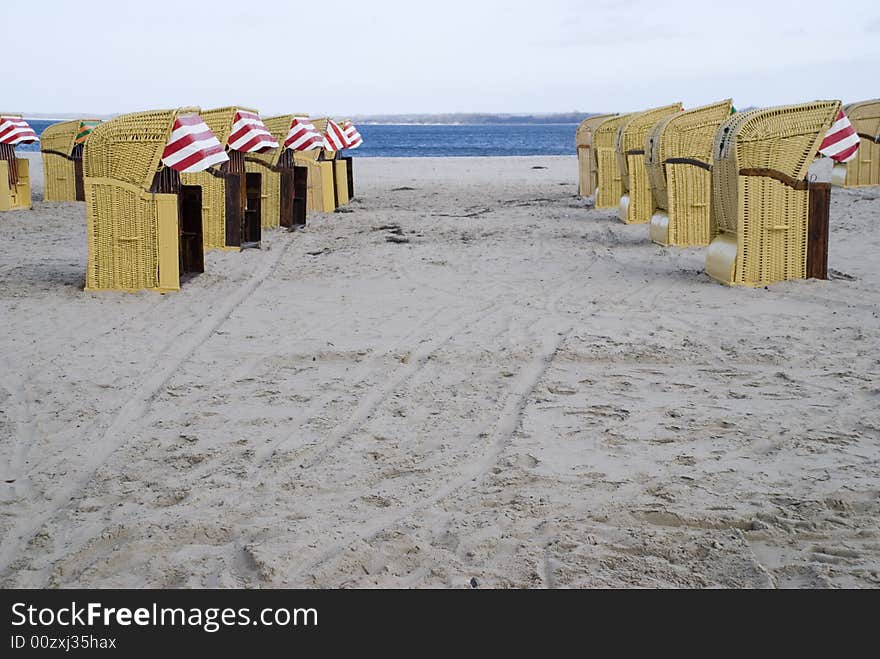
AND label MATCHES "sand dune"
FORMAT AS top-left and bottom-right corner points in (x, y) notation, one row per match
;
(0, 153), (878, 588)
